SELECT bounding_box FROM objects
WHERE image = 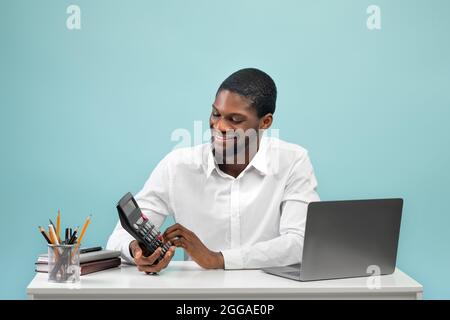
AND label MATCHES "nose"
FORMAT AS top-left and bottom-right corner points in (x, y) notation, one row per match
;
(211, 117), (231, 134)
